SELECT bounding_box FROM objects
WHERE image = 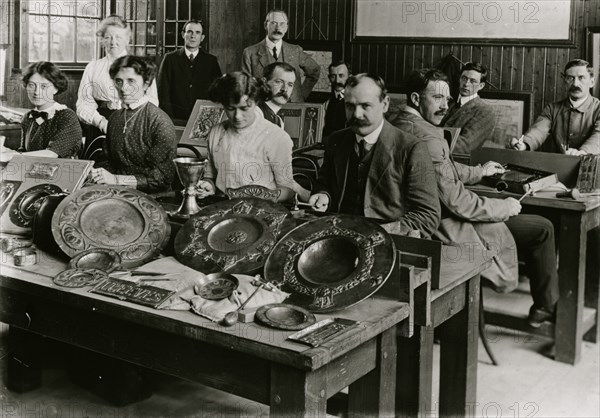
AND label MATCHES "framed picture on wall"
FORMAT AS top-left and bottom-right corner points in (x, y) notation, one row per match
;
(180, 100), (226, 148)
(479, 90), (534, 149)
(296, 41), (343, 103)
(279, 103), (326, 149)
